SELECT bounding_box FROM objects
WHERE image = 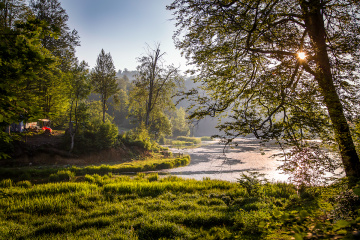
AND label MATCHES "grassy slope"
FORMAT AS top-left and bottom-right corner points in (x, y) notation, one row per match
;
(0, 173), (359, 240)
